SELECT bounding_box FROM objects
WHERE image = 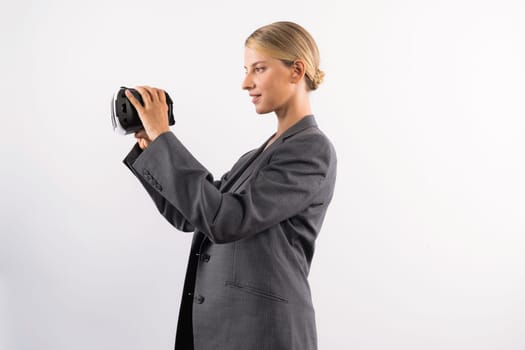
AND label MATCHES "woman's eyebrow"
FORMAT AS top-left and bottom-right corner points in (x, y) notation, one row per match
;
(244, 60), (268, 69)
